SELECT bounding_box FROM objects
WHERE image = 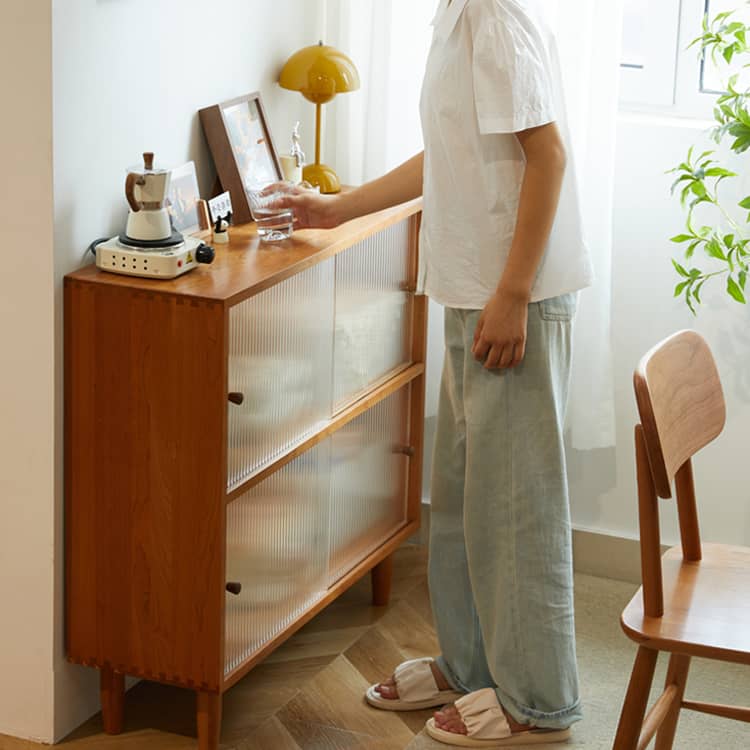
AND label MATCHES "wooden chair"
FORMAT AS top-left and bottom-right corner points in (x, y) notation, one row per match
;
(613, 330), (750, 749)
